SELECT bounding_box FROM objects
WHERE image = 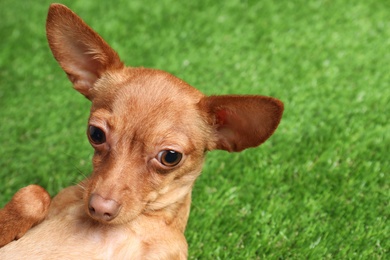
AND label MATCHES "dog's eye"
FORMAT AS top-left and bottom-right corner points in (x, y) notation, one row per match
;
(88, 125), (106, 144)
(157, 150), (183, 167)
